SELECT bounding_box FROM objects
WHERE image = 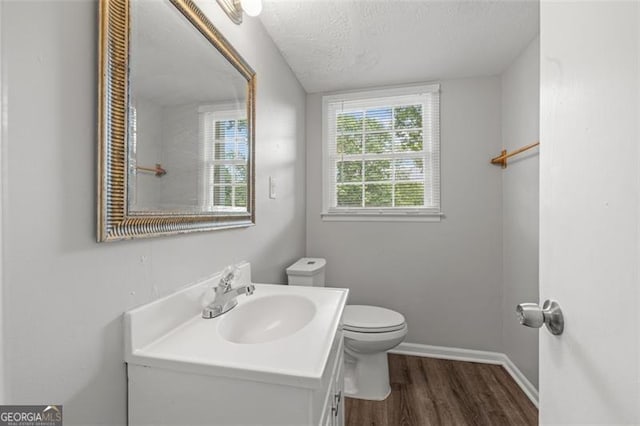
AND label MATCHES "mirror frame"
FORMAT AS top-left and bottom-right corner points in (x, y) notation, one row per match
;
(98, 0), (256, 242)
